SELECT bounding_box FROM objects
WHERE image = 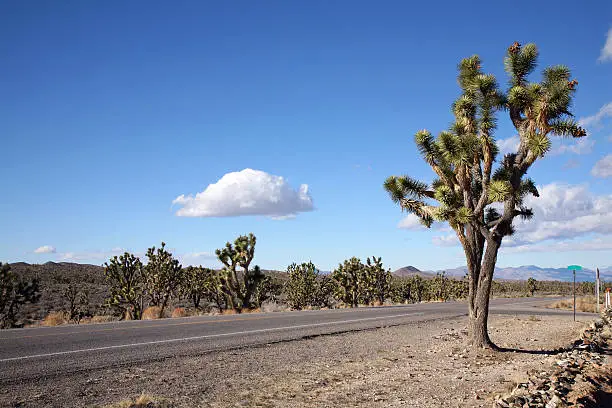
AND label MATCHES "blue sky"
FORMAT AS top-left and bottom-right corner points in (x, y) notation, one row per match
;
(1, 0), (611, 273)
